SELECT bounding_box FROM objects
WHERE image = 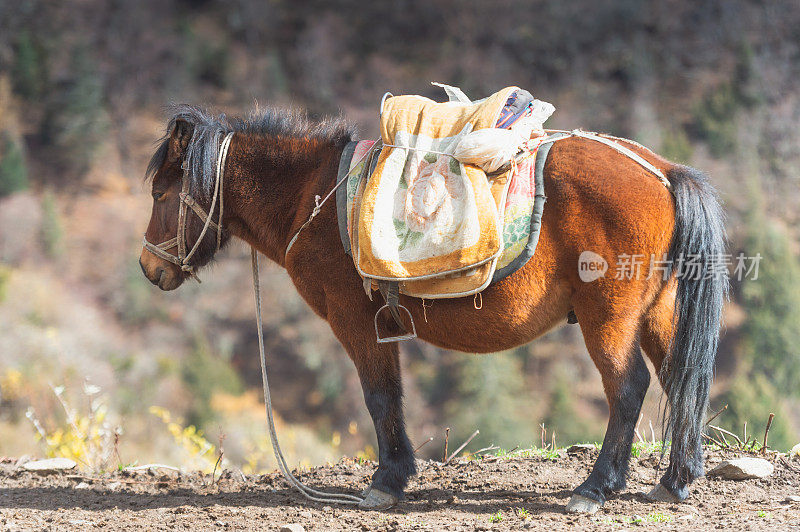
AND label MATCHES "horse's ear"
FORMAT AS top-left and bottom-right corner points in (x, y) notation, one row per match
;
(167, 119), (194, 162)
